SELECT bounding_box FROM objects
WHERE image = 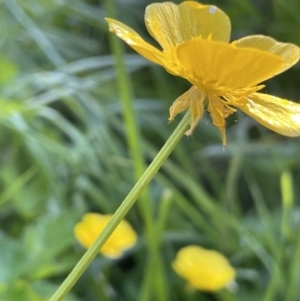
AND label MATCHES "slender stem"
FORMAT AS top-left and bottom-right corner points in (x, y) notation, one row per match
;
(48, 112), (190, 301)
(104, 0), (165, 299)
